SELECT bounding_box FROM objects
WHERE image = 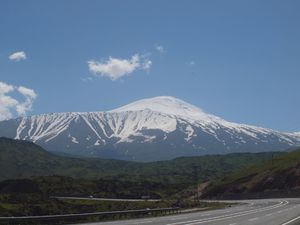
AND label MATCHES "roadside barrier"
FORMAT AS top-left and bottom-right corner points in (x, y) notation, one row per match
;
(0, 207), (181, 225)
